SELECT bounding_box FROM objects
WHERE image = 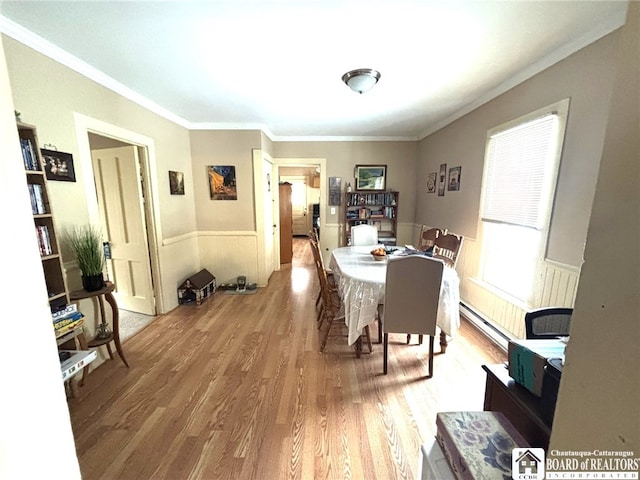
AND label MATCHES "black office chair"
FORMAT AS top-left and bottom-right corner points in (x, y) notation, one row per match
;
(524, 307), (573, 339)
